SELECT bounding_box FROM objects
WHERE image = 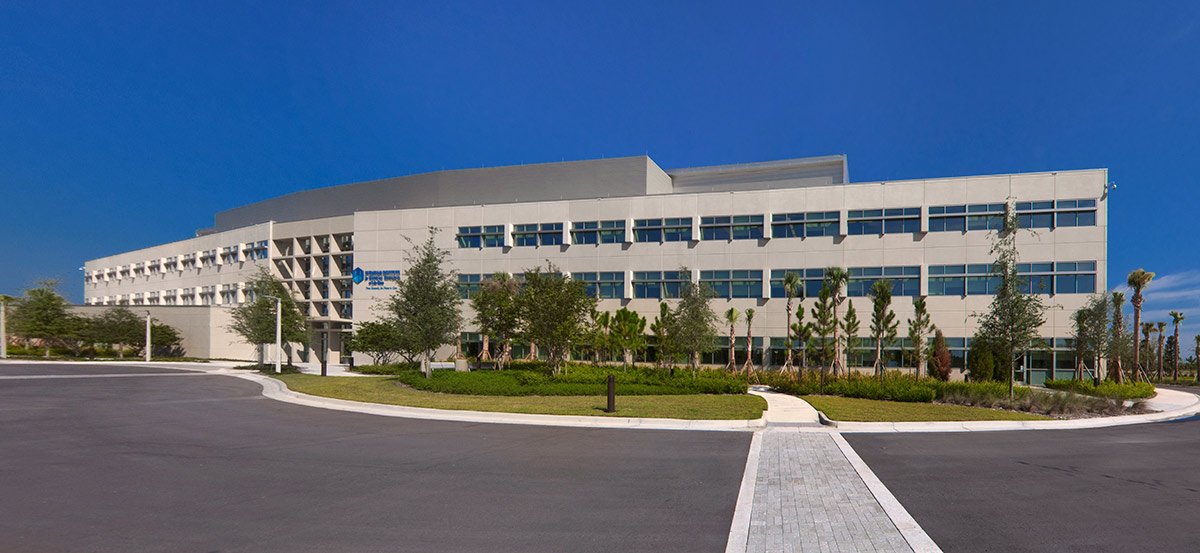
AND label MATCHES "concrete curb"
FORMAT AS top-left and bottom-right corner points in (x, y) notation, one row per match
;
(724, 430), (764, 553)
(828, 387), (1200, 433)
